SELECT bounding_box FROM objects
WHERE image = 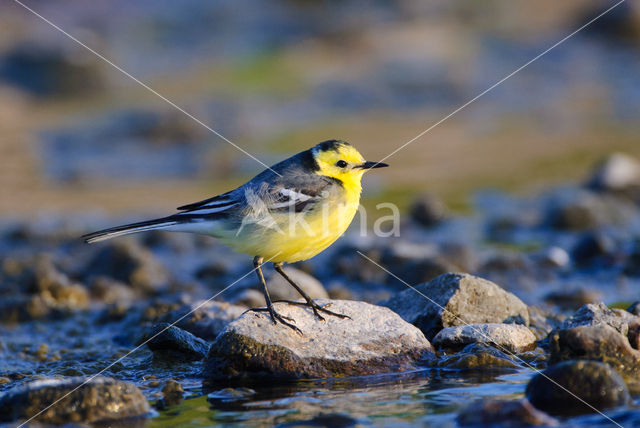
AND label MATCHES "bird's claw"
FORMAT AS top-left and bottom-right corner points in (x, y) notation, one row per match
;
(274, 299), (351, 321)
